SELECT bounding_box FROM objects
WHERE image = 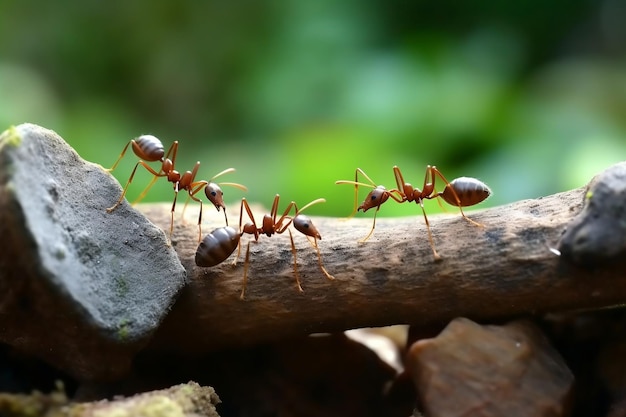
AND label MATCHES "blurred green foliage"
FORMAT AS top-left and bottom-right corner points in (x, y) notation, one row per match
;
(1, 0), (625, 219)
